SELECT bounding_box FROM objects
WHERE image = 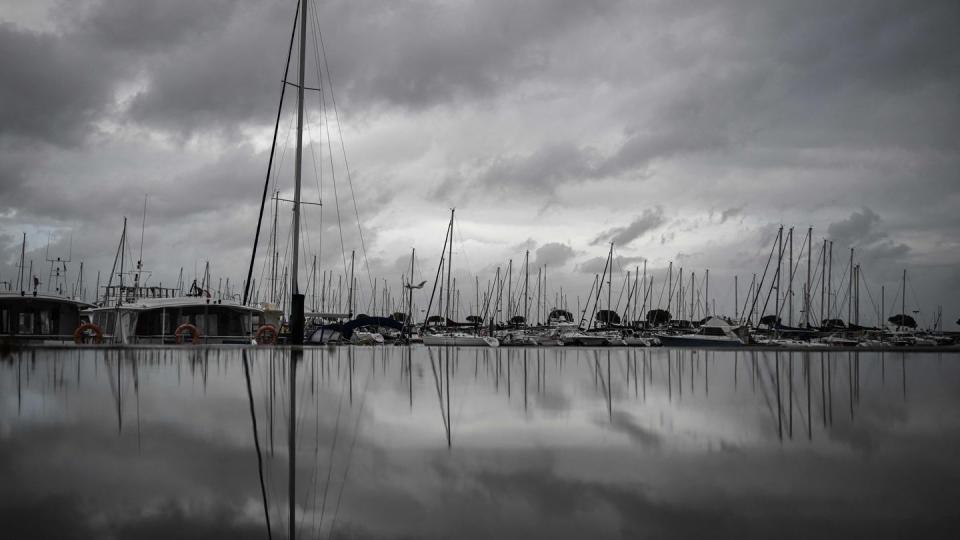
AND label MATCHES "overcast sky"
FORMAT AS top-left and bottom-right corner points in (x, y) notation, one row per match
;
(1, 0), (957, 328)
